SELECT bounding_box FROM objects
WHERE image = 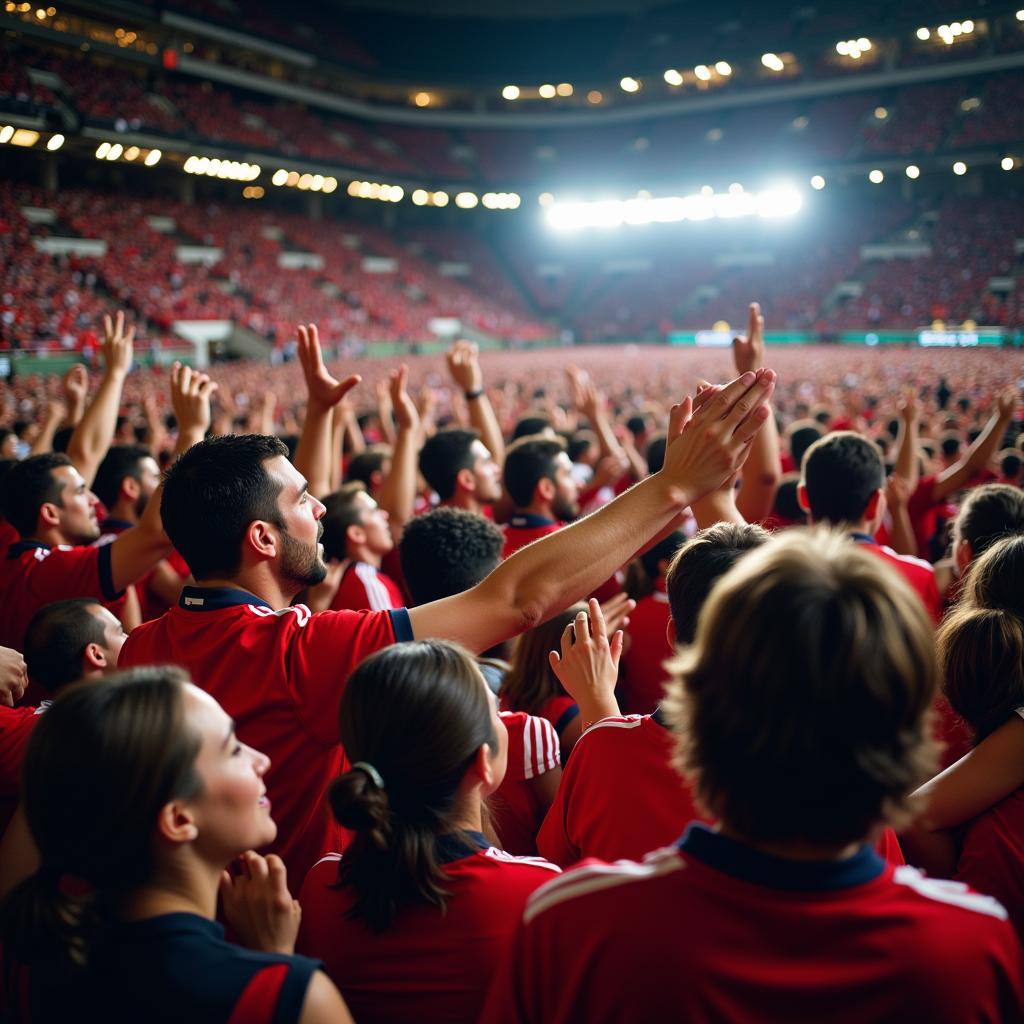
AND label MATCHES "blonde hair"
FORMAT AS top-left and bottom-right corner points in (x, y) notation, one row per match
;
(663, 528), (938, 846)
